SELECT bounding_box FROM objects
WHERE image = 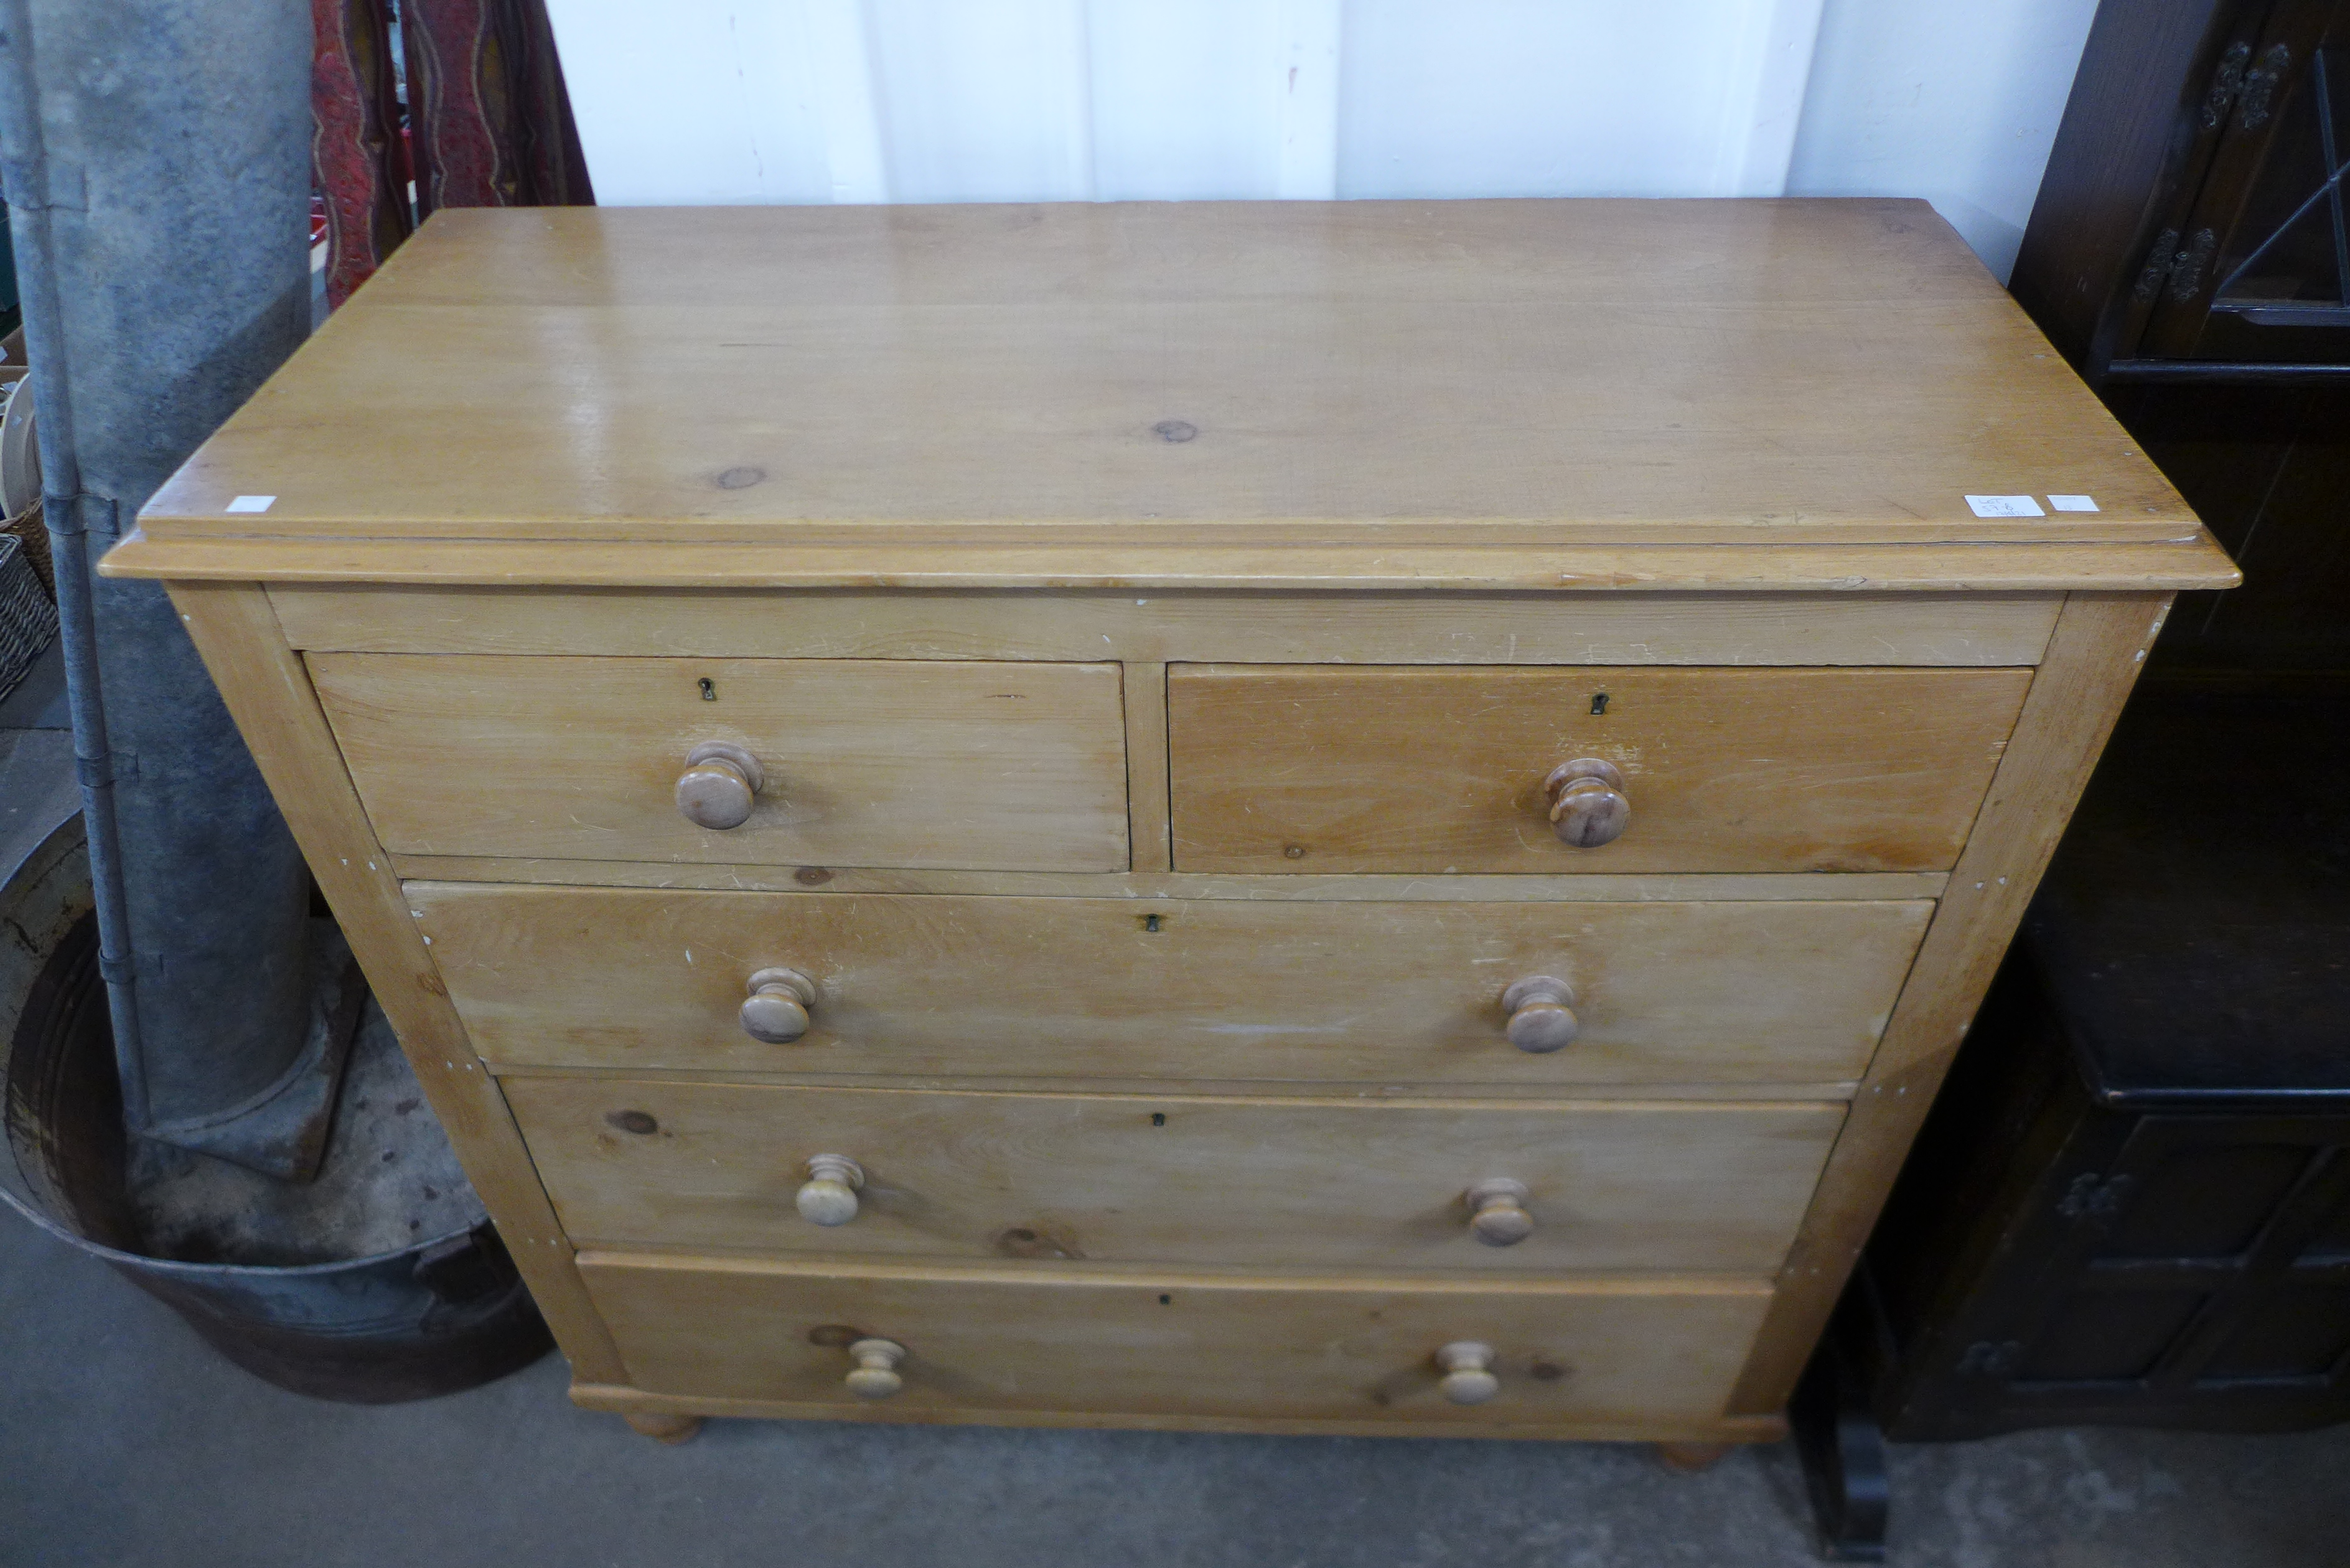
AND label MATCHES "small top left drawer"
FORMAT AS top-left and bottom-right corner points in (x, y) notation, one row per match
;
(309, 655), (1131, 872)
